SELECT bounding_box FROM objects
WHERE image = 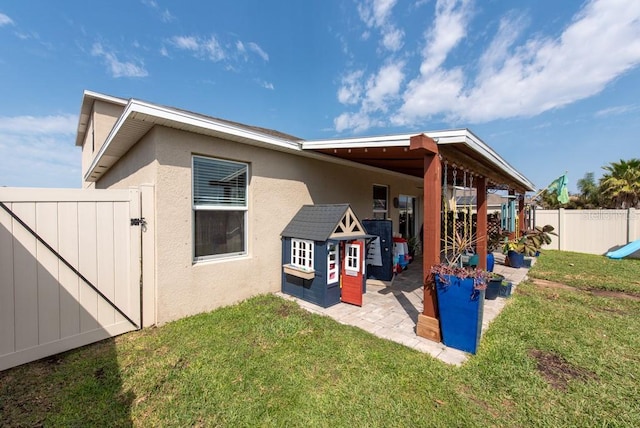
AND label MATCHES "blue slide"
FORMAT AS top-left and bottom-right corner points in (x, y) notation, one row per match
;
(606, 239), (640, 259)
